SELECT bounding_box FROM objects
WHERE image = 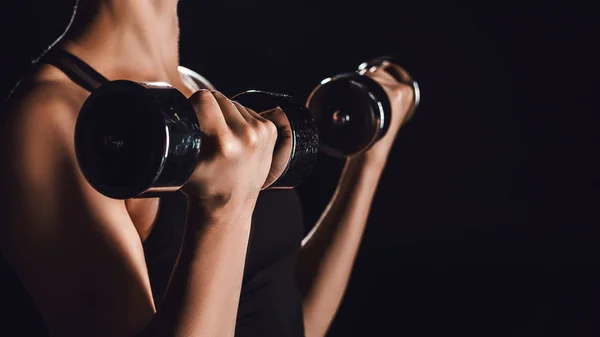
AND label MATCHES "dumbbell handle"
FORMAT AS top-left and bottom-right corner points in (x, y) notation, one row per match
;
(231, 90), (319, 189)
